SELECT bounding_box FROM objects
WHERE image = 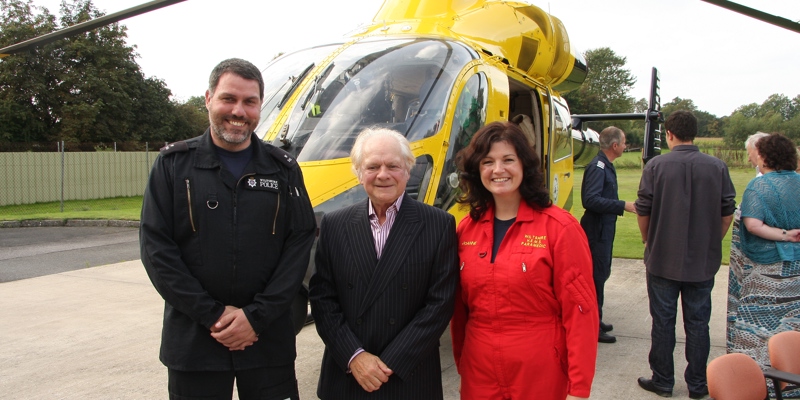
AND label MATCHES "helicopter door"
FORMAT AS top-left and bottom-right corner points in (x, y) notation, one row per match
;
(508, 79), (543, 159)
(548, 97), (574, 209)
